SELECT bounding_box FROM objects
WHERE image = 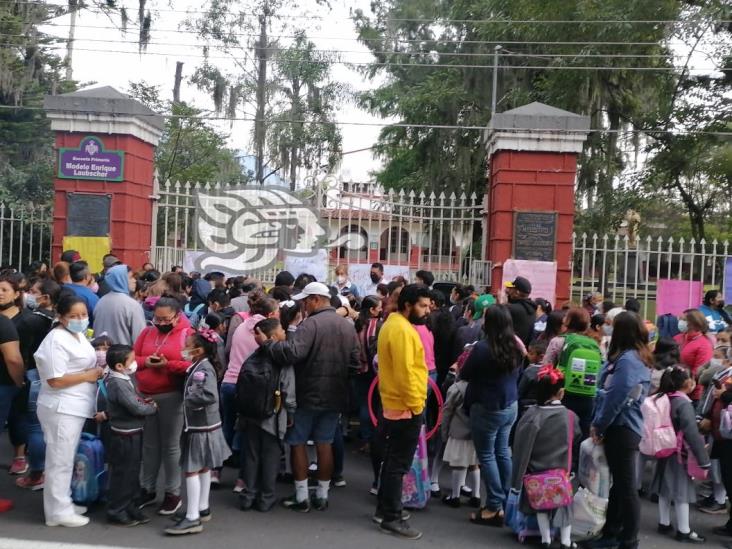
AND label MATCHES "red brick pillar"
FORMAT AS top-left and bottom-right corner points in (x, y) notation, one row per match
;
(44, 86), (164, 271)
(484, 102), (589, 306)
